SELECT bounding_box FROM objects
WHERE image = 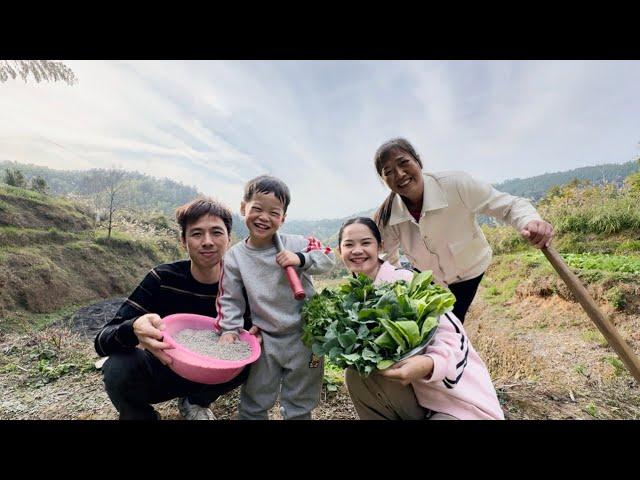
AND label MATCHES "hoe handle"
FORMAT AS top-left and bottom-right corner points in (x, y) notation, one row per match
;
(542, 245), (640, 383)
